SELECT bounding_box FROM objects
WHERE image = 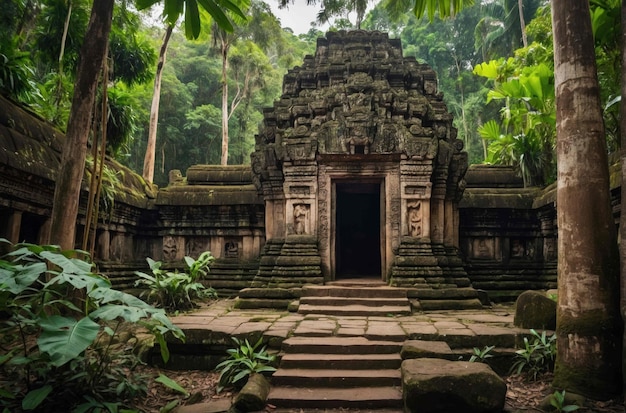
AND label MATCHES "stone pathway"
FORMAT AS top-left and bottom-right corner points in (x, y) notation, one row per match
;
(169, 299), (531, 413)
(170, 299), (524, 349)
